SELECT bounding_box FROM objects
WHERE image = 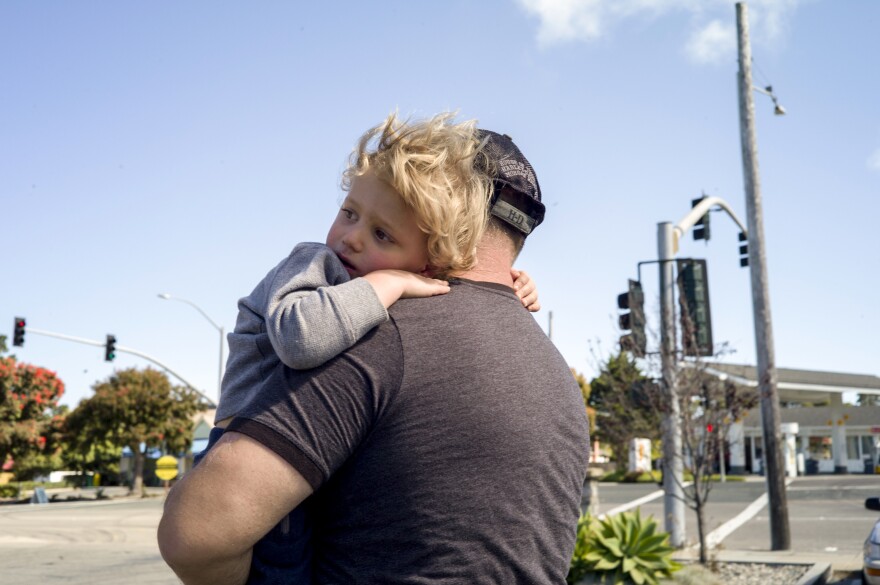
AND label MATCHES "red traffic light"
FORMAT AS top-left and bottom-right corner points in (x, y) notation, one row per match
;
(13, 316), (26, 347)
